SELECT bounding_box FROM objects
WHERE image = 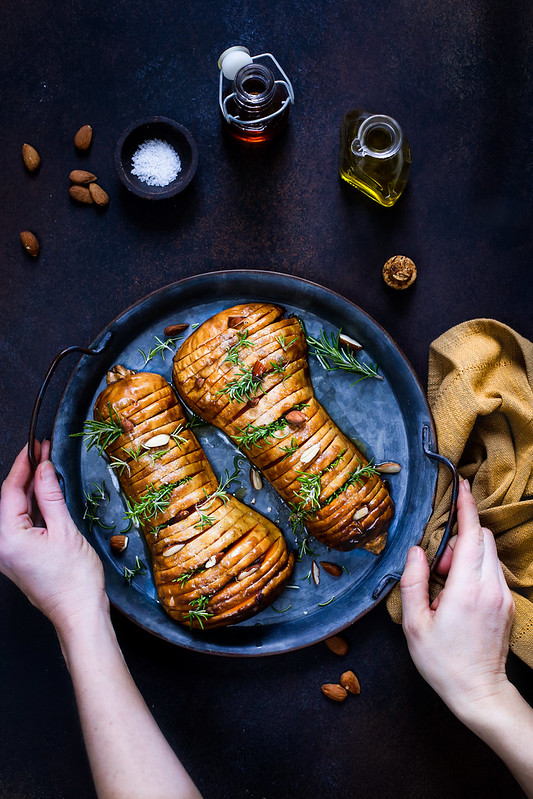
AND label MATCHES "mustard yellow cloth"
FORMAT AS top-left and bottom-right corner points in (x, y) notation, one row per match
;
(386, 319), (533, 667)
